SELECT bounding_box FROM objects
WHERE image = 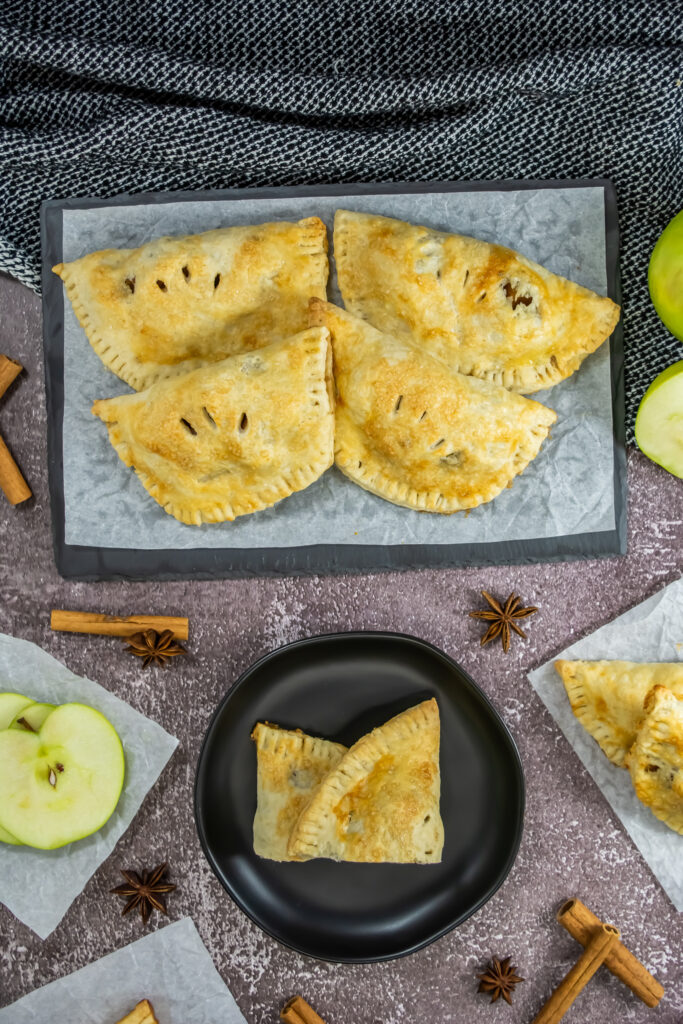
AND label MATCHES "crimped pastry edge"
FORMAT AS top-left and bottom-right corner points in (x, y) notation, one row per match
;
(333, 208), (620, 395)
(92, 330), (334, 526)
(287, 698), (442, 862)
(54, 216), (329, 392)
(625, 685), (683, 835)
